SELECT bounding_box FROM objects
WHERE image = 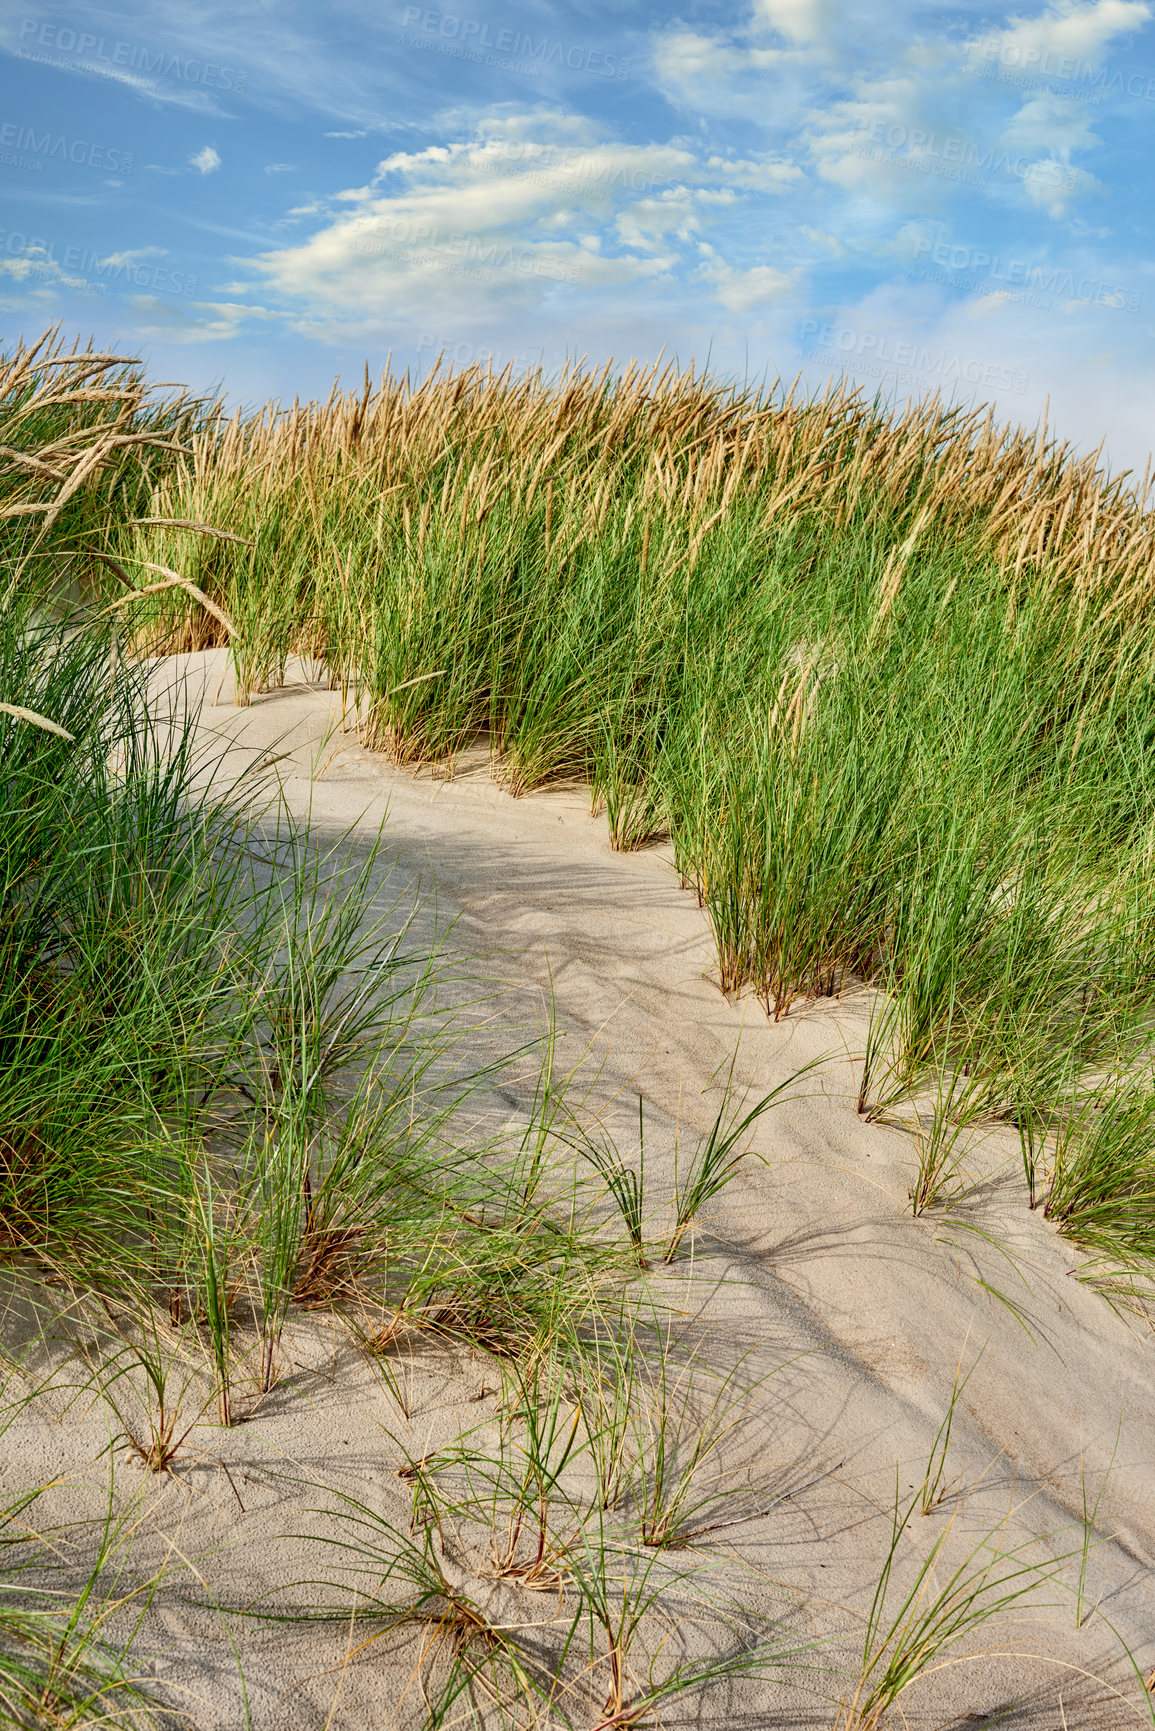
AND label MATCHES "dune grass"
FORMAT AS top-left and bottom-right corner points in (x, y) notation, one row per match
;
(4, 329), (1155, 1723)
(0, 332), (822, 1726)
(46, 337), (1154, 1280)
